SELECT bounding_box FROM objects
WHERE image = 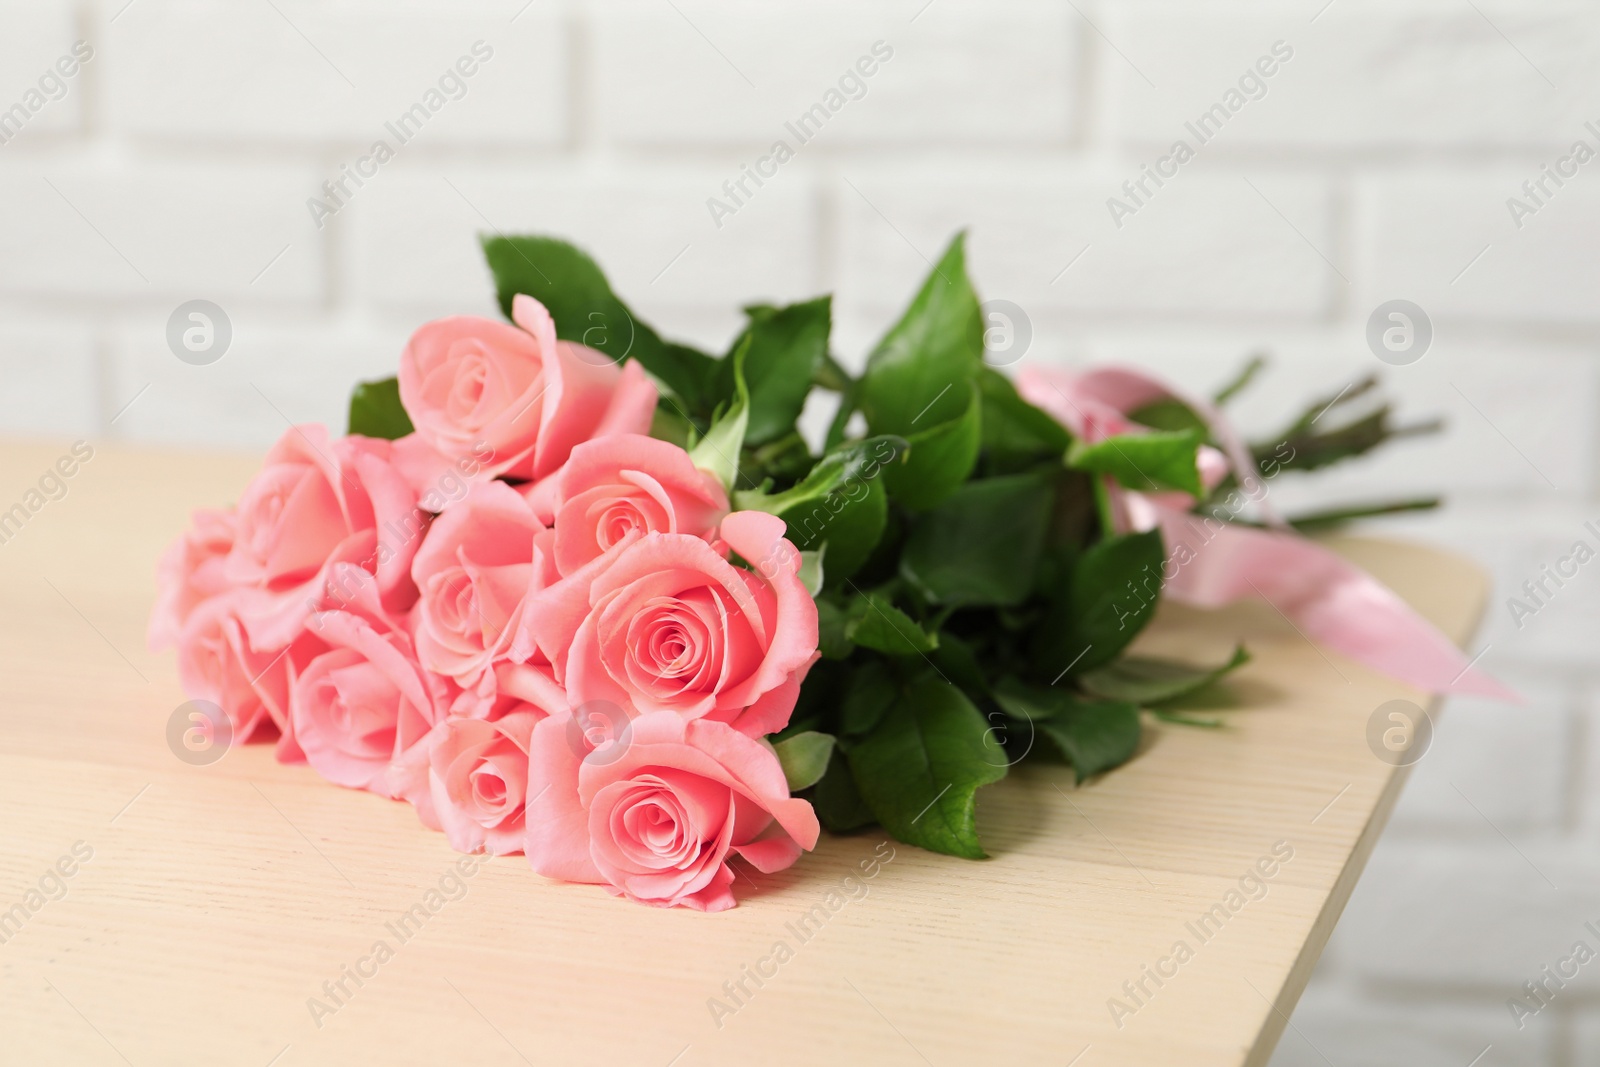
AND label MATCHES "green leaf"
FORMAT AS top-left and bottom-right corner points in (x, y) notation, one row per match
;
(653, 345), (725, 423)
(845, 594), (938, 656)
(722, 297), (830, 446)
(993, 678), (1141, 783)
(797, 478), (886, 588)
(978, 367), (1072, 468)
(990, 677), (1066, 721)
(1249, 374), (1443, 478)
(813, 352), (853, 393)
(648, 403), (694, 449)
(1066, 530), (1165, 672)
(1032, 529), (1165, 677)
(480, 234), (720, 413)
(811, 749), (876, 833)
(1212, 353), (1266, 405)
(1038, 702), (1141, 783)
(774, 731), (836, 792)
(881, 380), (983, 511)
(788, 658), (846, 733)
(859, 233), (984, 432)
(900, 472), (1054, 608)
(797, 548), (825, 597)
(816, 600), (853, 660)
(733, 436), (904, 585)
(1284, 496), (1441, 533)
(841, 659), (898, 737)
(742, 430), (816, 487)
(688, 336), (750, 491)
(1128, 397), (1209, 436)
(347, 377), (414, 440)
(858, 233), (985, 510)
(846, 677), (1007, 858)
(930, 631), (990, 702)
(1079, 646), (1250, 705)
(1066, 429), (1205, 498)
(1153, 709), (1224, 728)
(823, 372), (859, 452)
